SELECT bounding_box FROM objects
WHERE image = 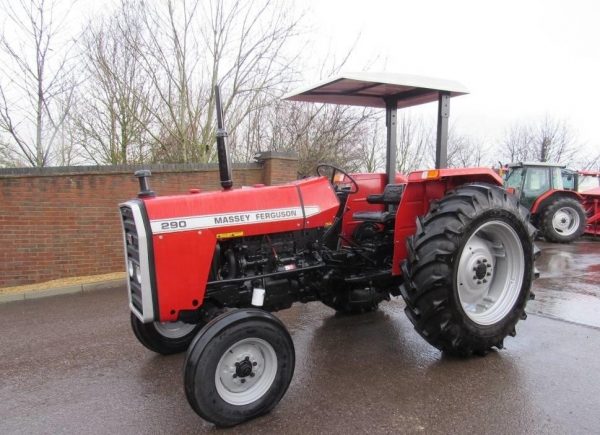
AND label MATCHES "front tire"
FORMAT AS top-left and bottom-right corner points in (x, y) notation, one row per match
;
(130, 313), (202, 355)
(184, 309), (295, 427)
(400, 183), (537, 356)
(540, 197), (586, 243)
